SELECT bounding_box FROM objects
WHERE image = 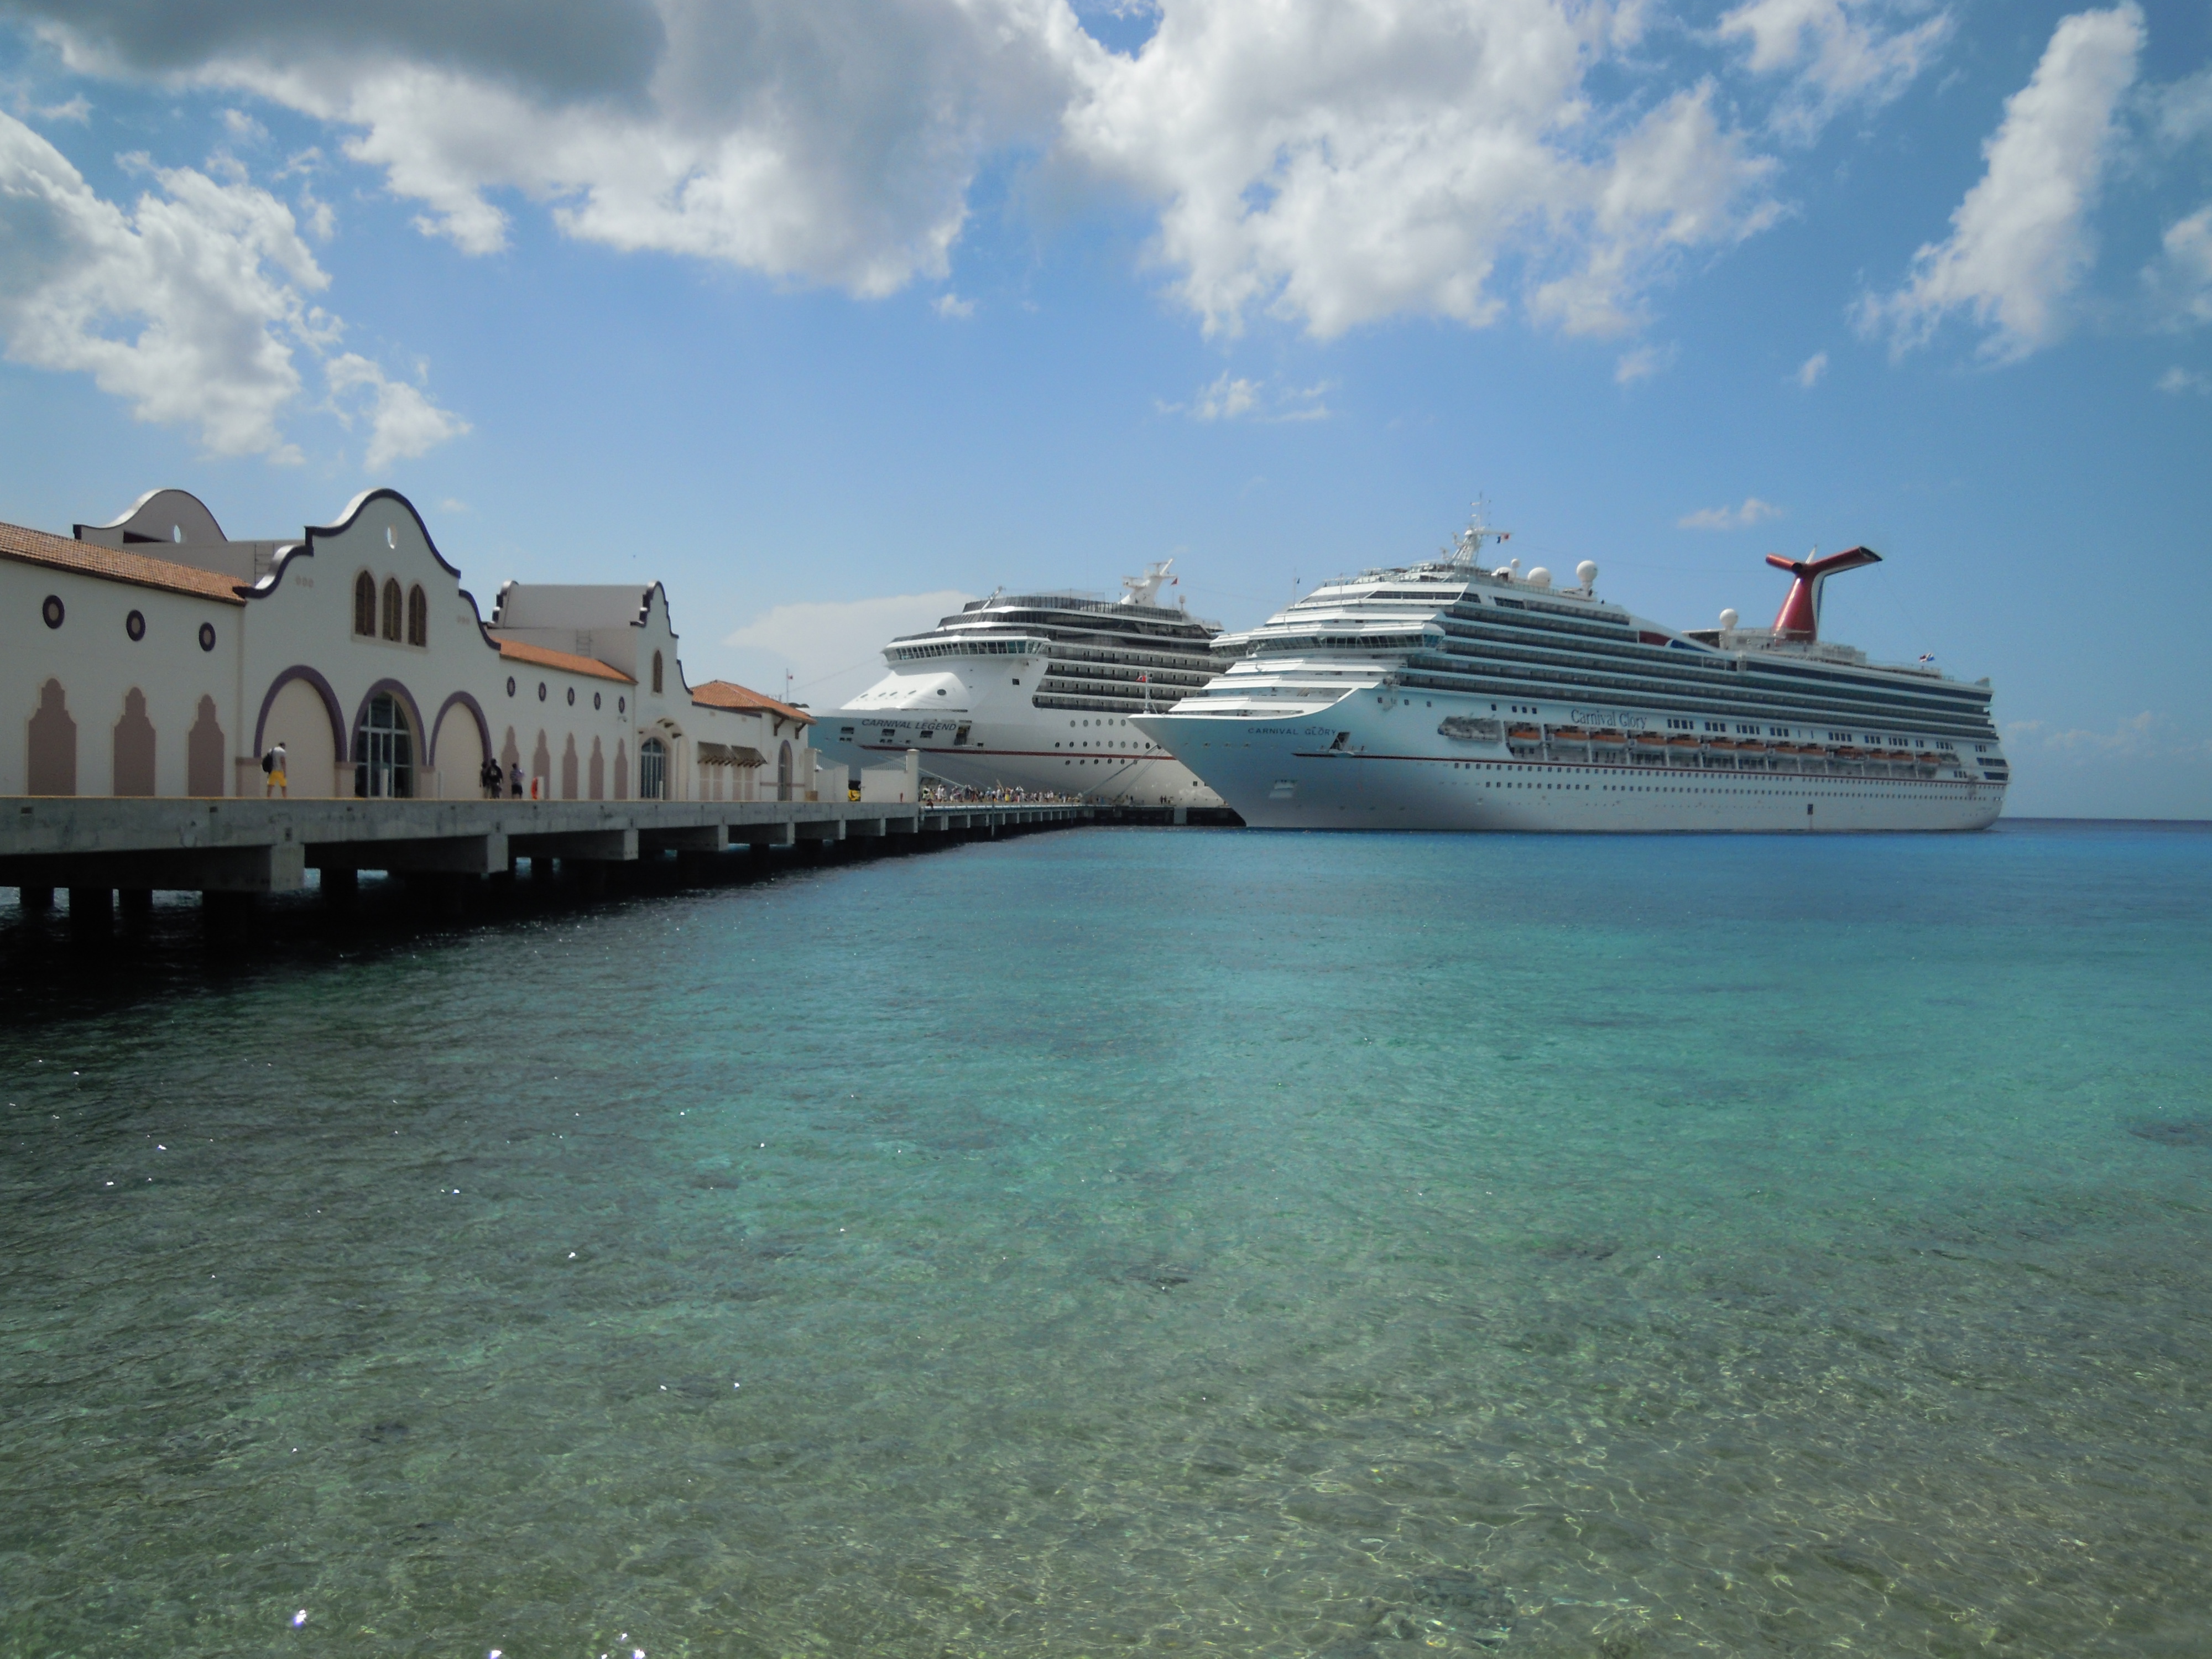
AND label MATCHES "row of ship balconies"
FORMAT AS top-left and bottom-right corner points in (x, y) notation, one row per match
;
(1488, 723), (1987, 776)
